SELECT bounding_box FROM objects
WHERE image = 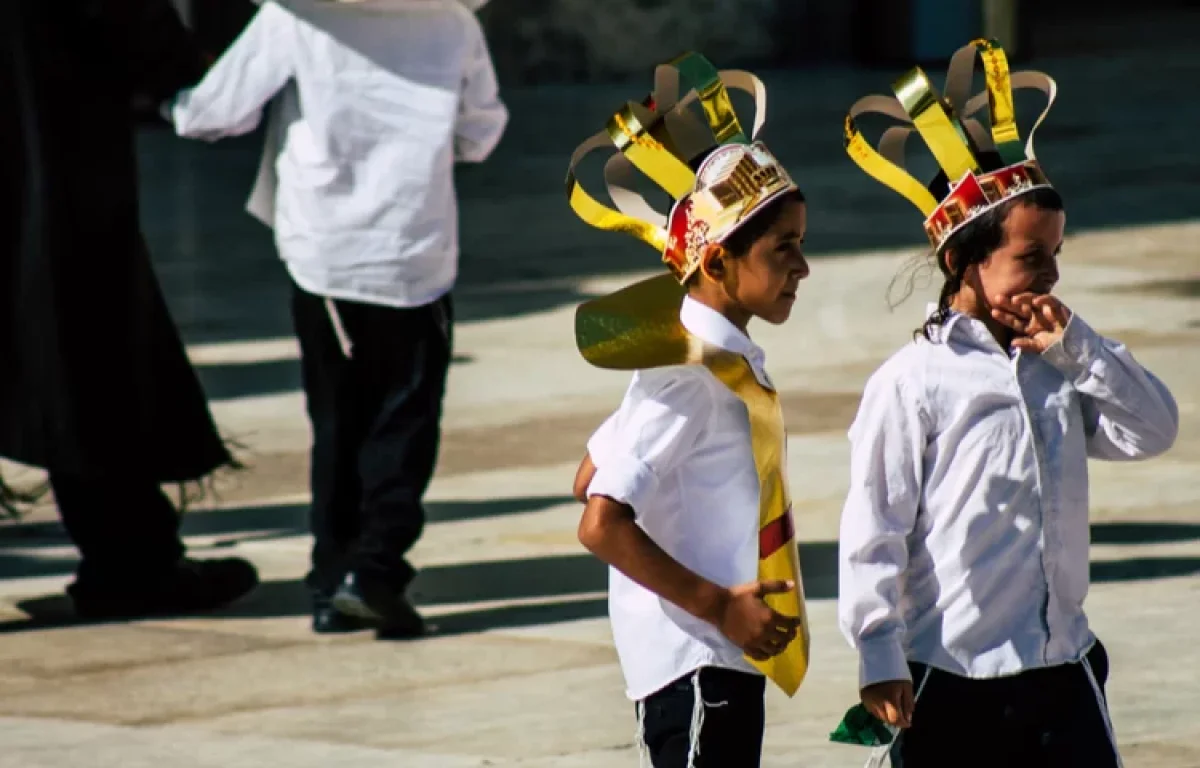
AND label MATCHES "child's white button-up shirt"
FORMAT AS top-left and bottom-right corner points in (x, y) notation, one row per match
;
(839, 308), (1178, 689)
(587, 297), (773, 702)
(169, 0), (508, 309)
